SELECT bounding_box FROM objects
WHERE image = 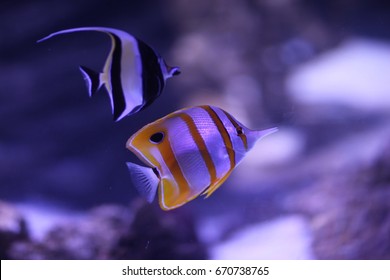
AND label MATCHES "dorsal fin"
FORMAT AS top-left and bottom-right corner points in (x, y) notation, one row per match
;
(126, 162), (159, 203)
